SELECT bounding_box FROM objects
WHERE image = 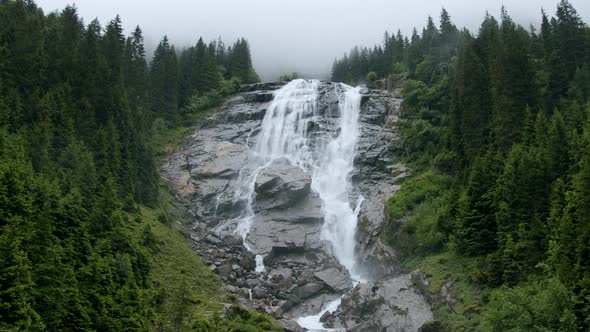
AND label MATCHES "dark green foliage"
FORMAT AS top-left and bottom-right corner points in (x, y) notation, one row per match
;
(481, 278), (576, 331)
(343, 1), (590, 329)
(455, 150), (501, 256)
(0, 1), (263, 330)
(149, 36), (178, 122)
(384, 171), (453, 257)
(227, 38), (259, 84)
(332, 8), (459, 85)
